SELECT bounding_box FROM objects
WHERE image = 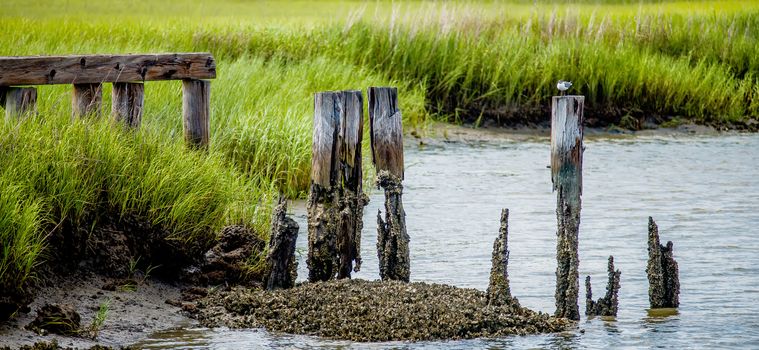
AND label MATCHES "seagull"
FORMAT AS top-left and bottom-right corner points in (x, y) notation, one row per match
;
(557, 80), (573, 95)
